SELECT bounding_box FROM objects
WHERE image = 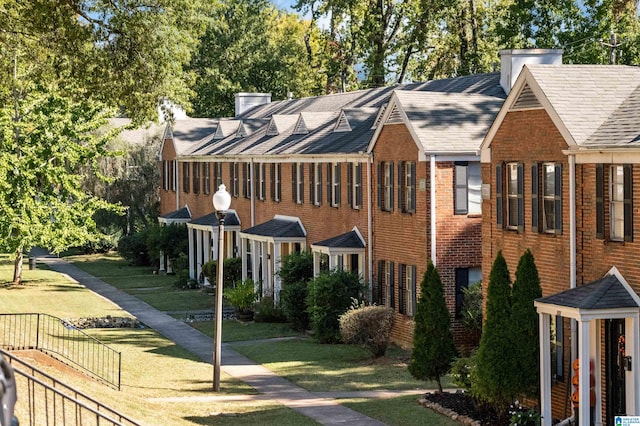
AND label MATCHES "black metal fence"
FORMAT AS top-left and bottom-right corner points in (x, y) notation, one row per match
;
(0, 313), (121, 390)
(1, 349), (139, 426)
